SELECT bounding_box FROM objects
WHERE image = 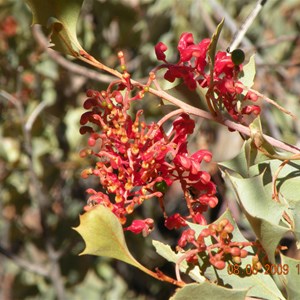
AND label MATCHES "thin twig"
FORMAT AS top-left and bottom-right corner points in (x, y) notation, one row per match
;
(0, 245), (49, 277)
(25, 100), (49, 132)
(0, 90), (23, 120)
(229, 0), (268, 52)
